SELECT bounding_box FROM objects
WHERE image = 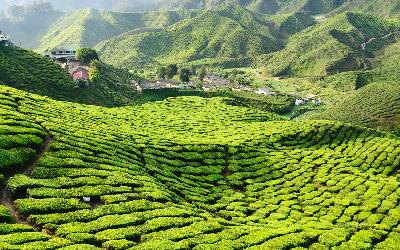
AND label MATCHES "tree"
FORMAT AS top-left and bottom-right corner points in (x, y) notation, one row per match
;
(76, 48), (99, 65)
(89, 63), (100, 84)
(179, 68), (191, 83)
(198, 67), (206, 82)
(190, 65), (197, 75)
(158, 66), (167, 79)
(166, 64), (178, 79)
